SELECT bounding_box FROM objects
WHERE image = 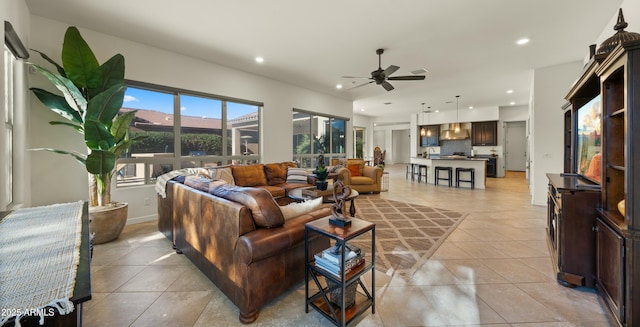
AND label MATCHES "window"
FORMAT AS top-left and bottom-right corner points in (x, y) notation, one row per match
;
(4, 46), (15, 207)
(292, 110), (347, 168)
(116, 82), (262, 187)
